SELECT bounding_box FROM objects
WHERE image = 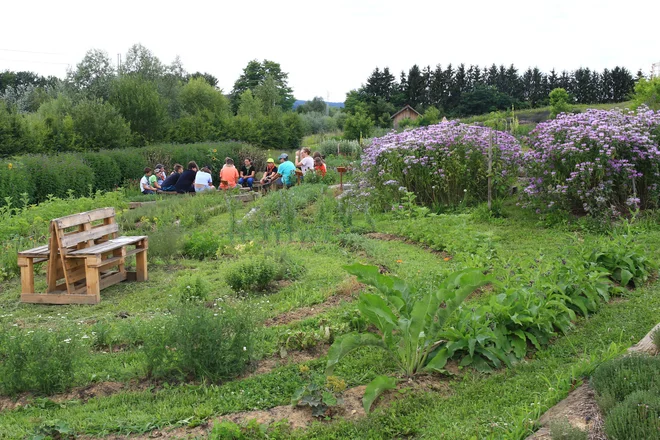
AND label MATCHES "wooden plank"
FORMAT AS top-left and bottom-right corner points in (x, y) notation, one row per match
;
(67, 236), (147, 257)
(60, 224), (119, 248)
(47, 222), (60, 292)
(55, 208), (115, 229)
(17, 245), (50, 257)
(99, 271), (127, 290)
(20, 293), (100, 305)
